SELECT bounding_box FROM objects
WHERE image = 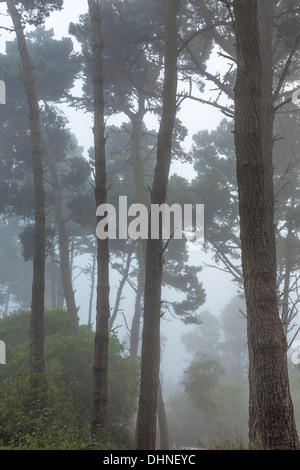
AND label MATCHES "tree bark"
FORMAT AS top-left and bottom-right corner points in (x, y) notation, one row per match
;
(233, 0), (299, 450)
(6, 0), (46, 377)
(88, 0), (110, 435)
(135, 0), (180, 450)
(258, 0), (276, 270)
